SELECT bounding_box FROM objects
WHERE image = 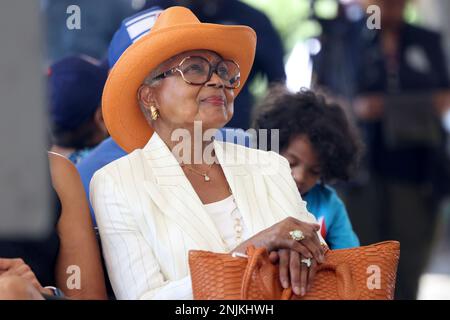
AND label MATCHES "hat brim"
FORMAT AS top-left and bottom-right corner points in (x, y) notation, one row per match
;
(102, 23), (256, 153)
